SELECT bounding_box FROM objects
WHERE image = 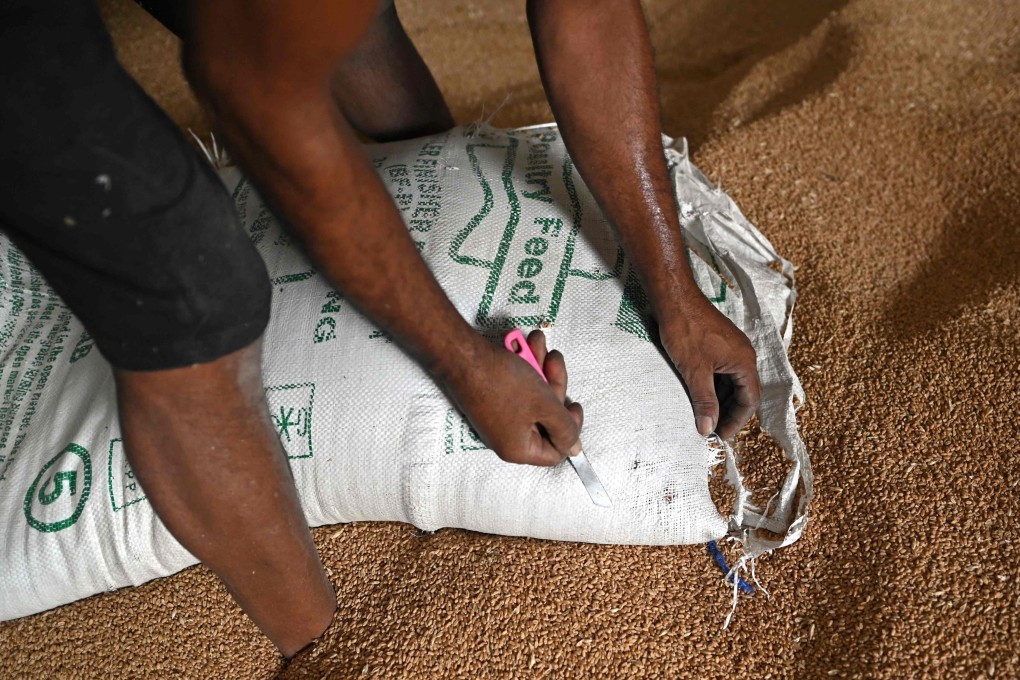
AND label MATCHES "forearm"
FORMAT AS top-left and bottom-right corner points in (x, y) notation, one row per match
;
(219, 97), (484, 379)
(186, 4), (487, 384)
(528, 0), (699, 320)
(530, 0), (761, 438)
